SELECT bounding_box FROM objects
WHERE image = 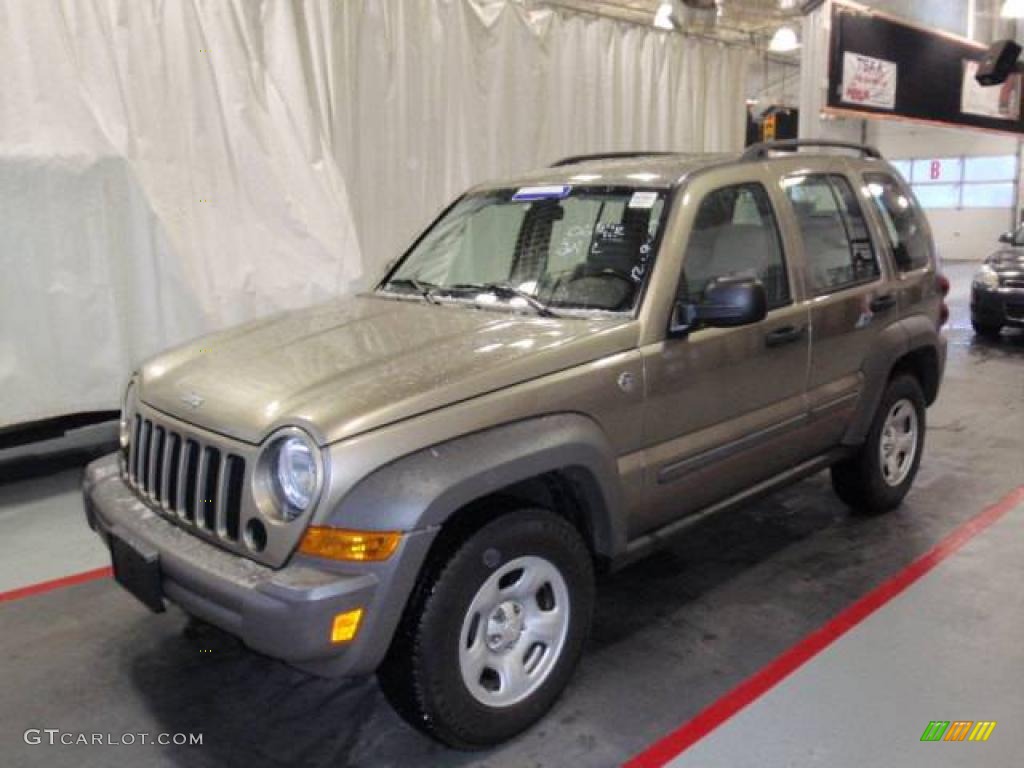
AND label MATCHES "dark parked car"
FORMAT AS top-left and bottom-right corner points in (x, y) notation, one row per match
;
(972, 227), (1024, 338)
